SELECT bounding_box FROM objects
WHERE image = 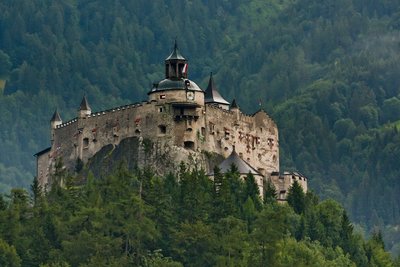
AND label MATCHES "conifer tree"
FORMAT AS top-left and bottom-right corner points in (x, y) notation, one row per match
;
(287, 180), (306, 214)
